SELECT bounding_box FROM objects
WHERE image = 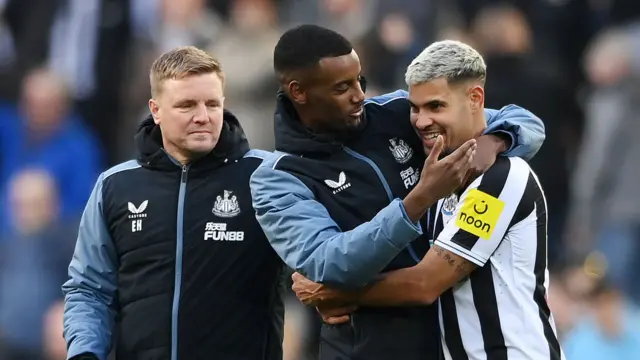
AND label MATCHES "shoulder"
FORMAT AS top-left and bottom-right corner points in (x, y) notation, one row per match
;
(468, 157), (532, 197)
(98, 160), (142, 195)
(237, 148), (274, 170)
(253, 151), (291, 172)
(250, 152), (313, 201)
(364, 89), (408, 106)
(102, 159), (142, 181)
(243, 149), (272, 160)
(482, 156), (530, 181)
(364, 90), (410, 111)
